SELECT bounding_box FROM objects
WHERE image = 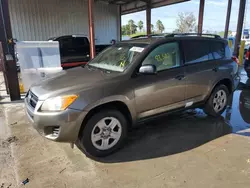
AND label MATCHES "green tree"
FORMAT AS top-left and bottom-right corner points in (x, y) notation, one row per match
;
(121, 25), (130, 35)
(194, 25), (198, 33)
(217, 30), (232, 37)
(156, 20), (165, 33)
(138, 20), (144, 32)
(122, 25), (127, 35)
(151, 24), (154, 33)
(176, 12), (196, 33)
(173, 29), (180, 33)
(128, 19), (137, 35)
